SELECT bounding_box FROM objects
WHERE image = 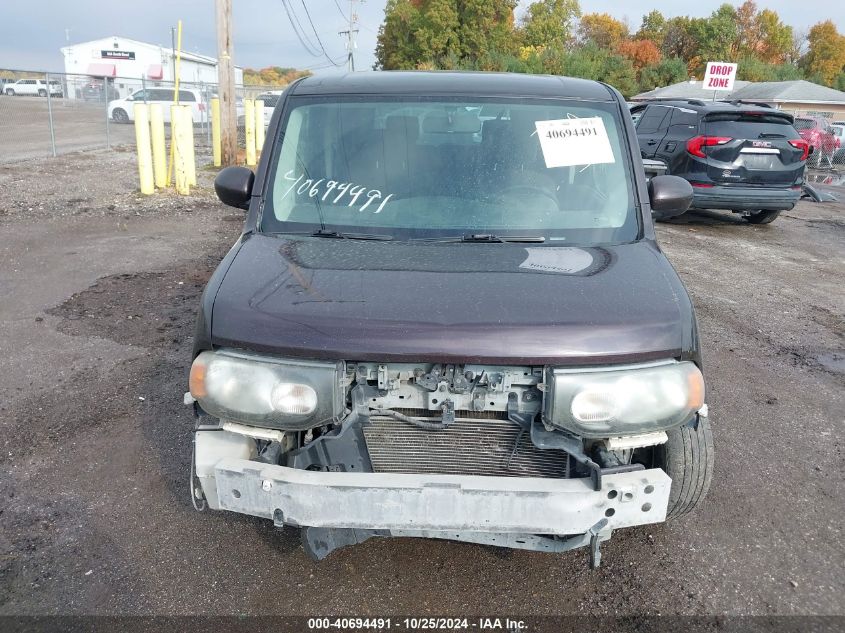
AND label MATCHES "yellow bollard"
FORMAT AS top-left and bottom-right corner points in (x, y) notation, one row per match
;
(211, 97), (221, 167)
(244, 98), (256, 166)
(133, 103), (154, 195)
(254, 99), (265, 157)
(149, 104), (167, 189)
(171, 105), (189, 195)
(183, 106), (197, 187)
